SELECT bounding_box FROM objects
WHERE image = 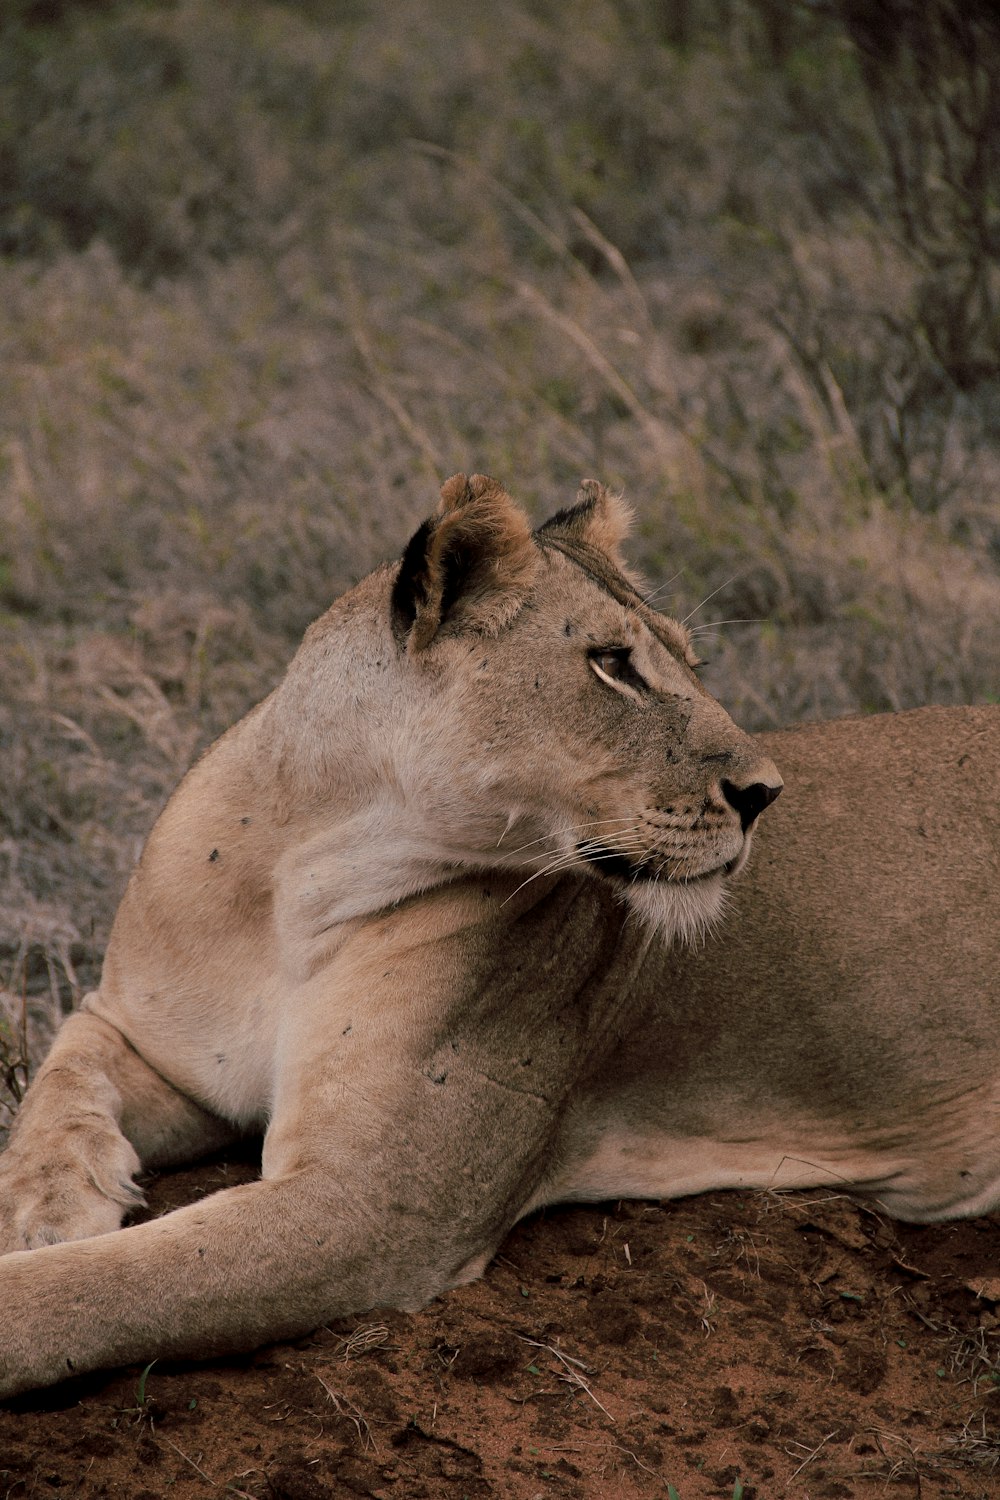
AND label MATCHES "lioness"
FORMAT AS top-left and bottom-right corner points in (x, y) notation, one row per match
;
(0, 474), (996, 1399)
